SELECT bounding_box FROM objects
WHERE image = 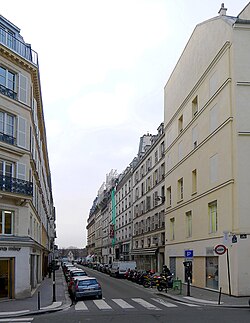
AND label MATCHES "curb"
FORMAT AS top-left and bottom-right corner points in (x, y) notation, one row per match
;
(0, 302), (71, 319)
